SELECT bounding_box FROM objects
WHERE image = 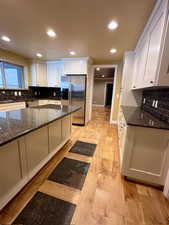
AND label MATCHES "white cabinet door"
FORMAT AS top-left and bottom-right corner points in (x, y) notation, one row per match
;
(158, 15), (169, 86)
(47, 62), (64, 87)
(122, 126), (169, 186)
(143, 14), (164, 87)
(30, 64), (37, 86)
(132, 36), (149, 89)
(63, 60), (87, 74)
(30, 63), (47, 86)
(36, 63), (47, 86)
